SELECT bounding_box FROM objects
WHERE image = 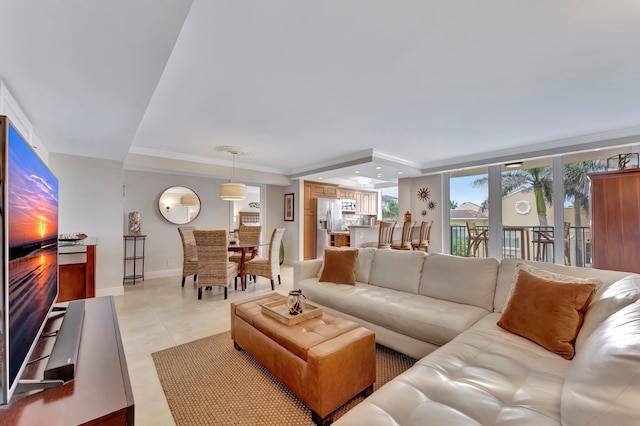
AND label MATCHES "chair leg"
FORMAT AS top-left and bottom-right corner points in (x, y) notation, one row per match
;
(224, 287), (227, 299)
(182, 276), (186, 287)
(270, 279), (275, 291)
(278, 275), (281, 285)
(198, 287), (202, 300)
(194, 274), (197, 282)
